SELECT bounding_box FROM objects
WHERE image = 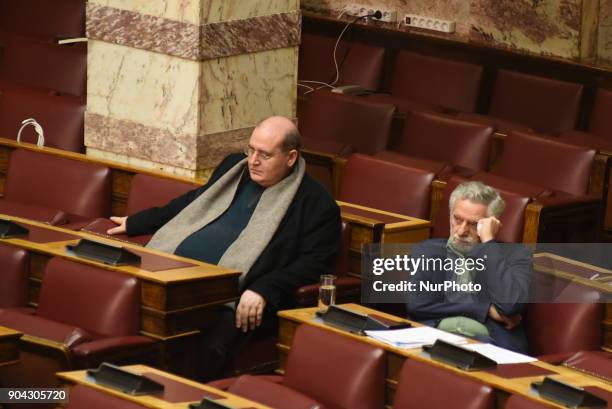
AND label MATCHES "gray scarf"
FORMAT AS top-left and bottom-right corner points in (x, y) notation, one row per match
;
(147, 157), (305, 281)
